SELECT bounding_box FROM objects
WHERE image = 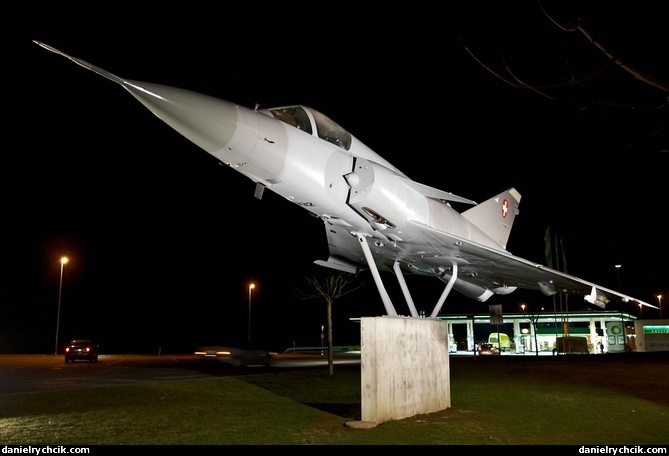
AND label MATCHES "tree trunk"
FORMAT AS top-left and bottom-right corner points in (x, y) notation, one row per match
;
(327, 299), (334, 375)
